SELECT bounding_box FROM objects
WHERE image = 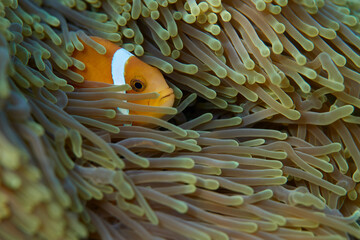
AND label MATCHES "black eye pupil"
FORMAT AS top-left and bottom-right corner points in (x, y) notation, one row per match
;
(134, 82), (143, 89)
